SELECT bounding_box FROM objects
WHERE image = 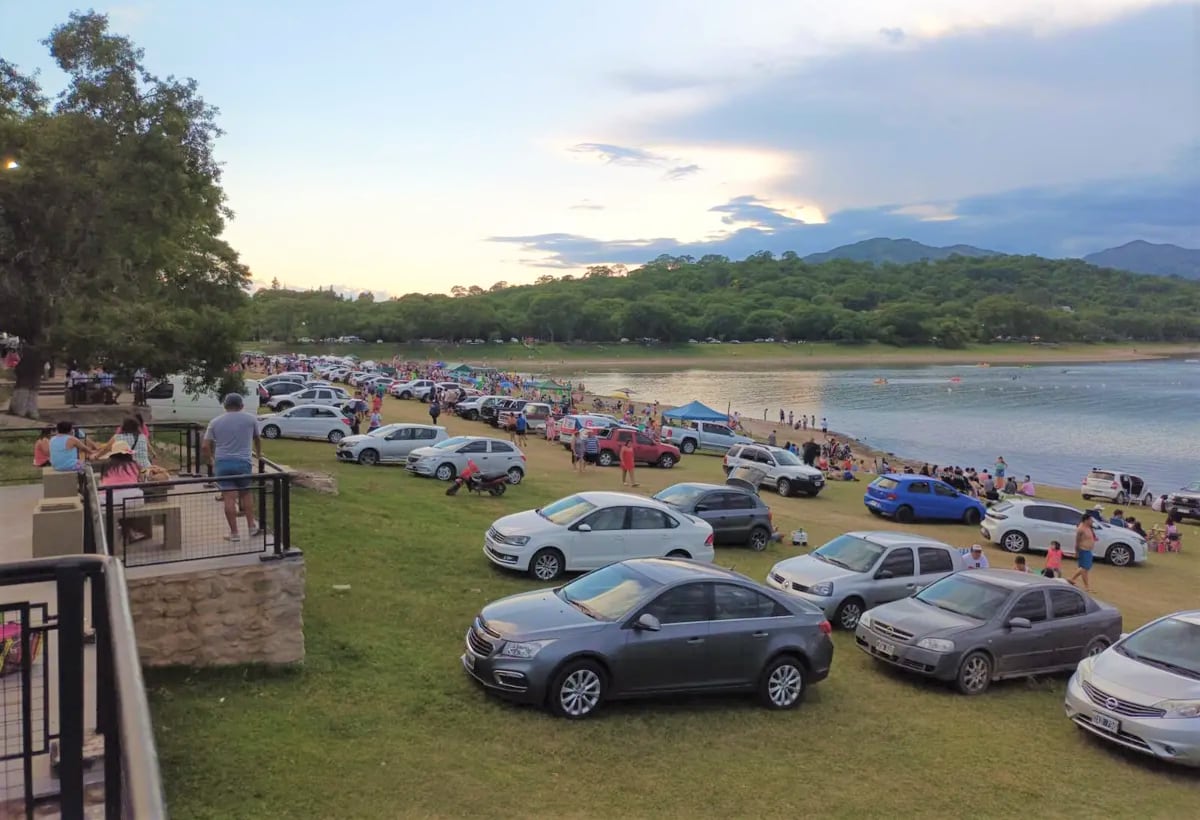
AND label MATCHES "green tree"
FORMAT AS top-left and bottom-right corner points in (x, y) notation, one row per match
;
(0, 12), (248, 416)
